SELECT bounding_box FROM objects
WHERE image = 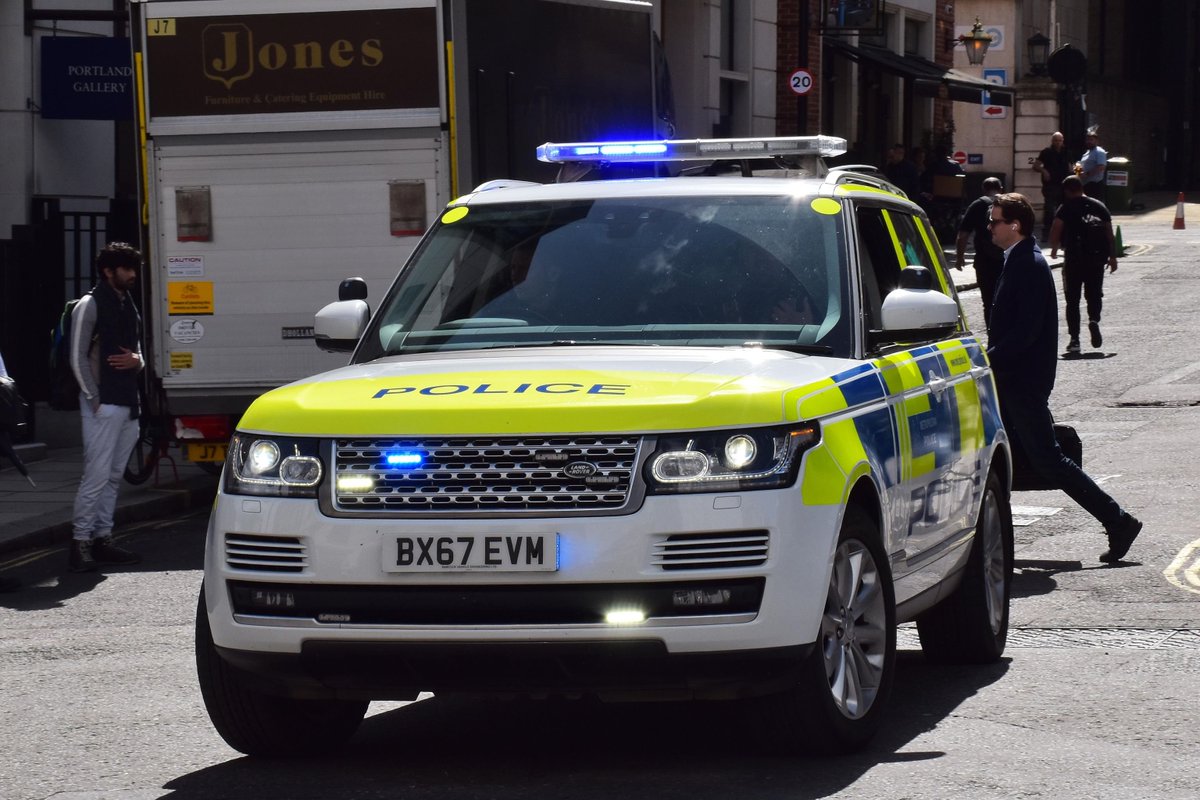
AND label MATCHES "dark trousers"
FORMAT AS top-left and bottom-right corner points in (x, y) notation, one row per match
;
(1040, 185), (1063, 240)
(1062, 260), (1105, 338)
(998, 385), (1123, 530)
(975, 256), (1003, 330)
